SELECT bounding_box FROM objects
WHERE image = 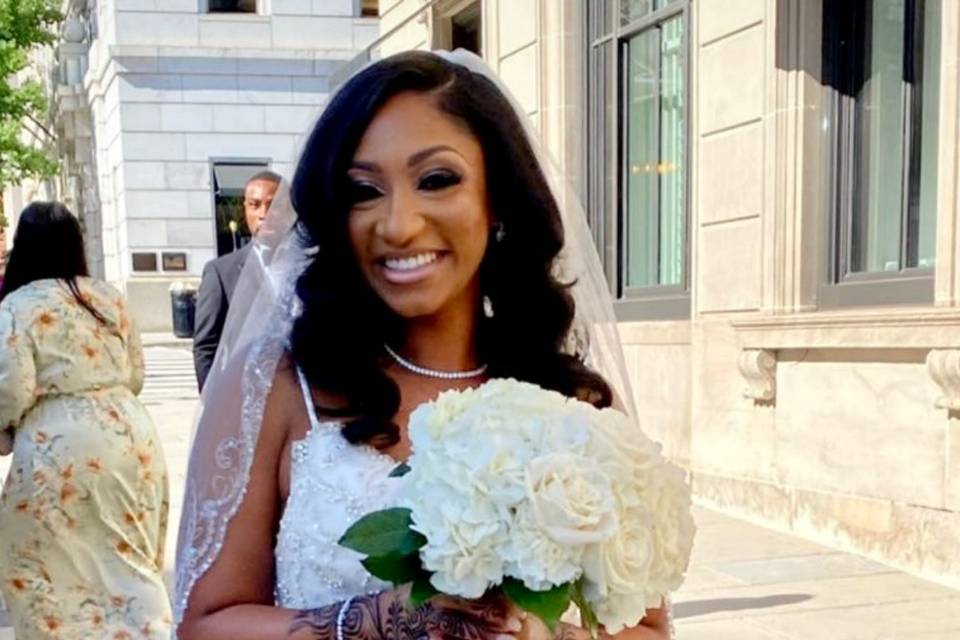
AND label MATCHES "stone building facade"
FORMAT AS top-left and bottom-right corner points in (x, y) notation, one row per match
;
(368, 0), (960, 588)
(3, 0), (378, 329)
